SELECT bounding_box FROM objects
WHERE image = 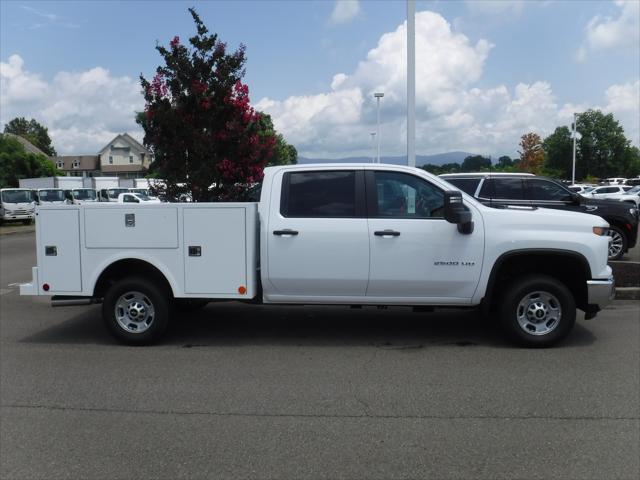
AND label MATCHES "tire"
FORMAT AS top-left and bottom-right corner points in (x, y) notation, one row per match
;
(498, 274), (576, 348)
(102, 277), (171, 345)
(606, 225), (627, 261)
